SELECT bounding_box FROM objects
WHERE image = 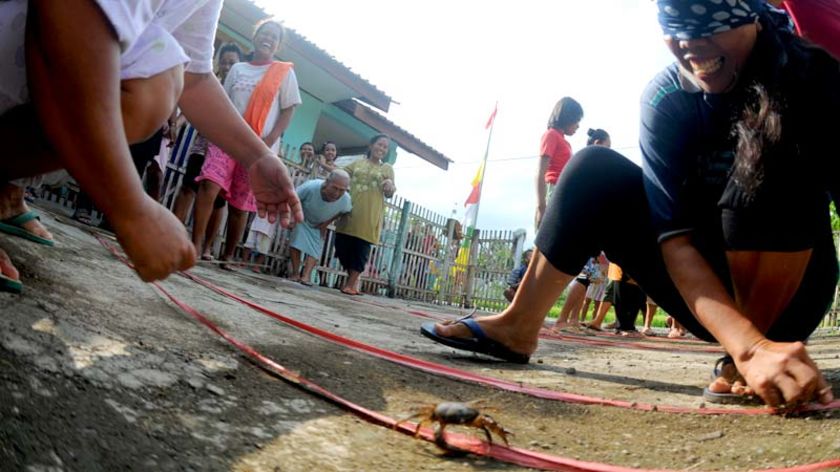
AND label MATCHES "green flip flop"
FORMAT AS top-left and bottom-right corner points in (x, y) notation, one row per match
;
(0, 273), (23, 294)
(0, 211), (55, 246)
